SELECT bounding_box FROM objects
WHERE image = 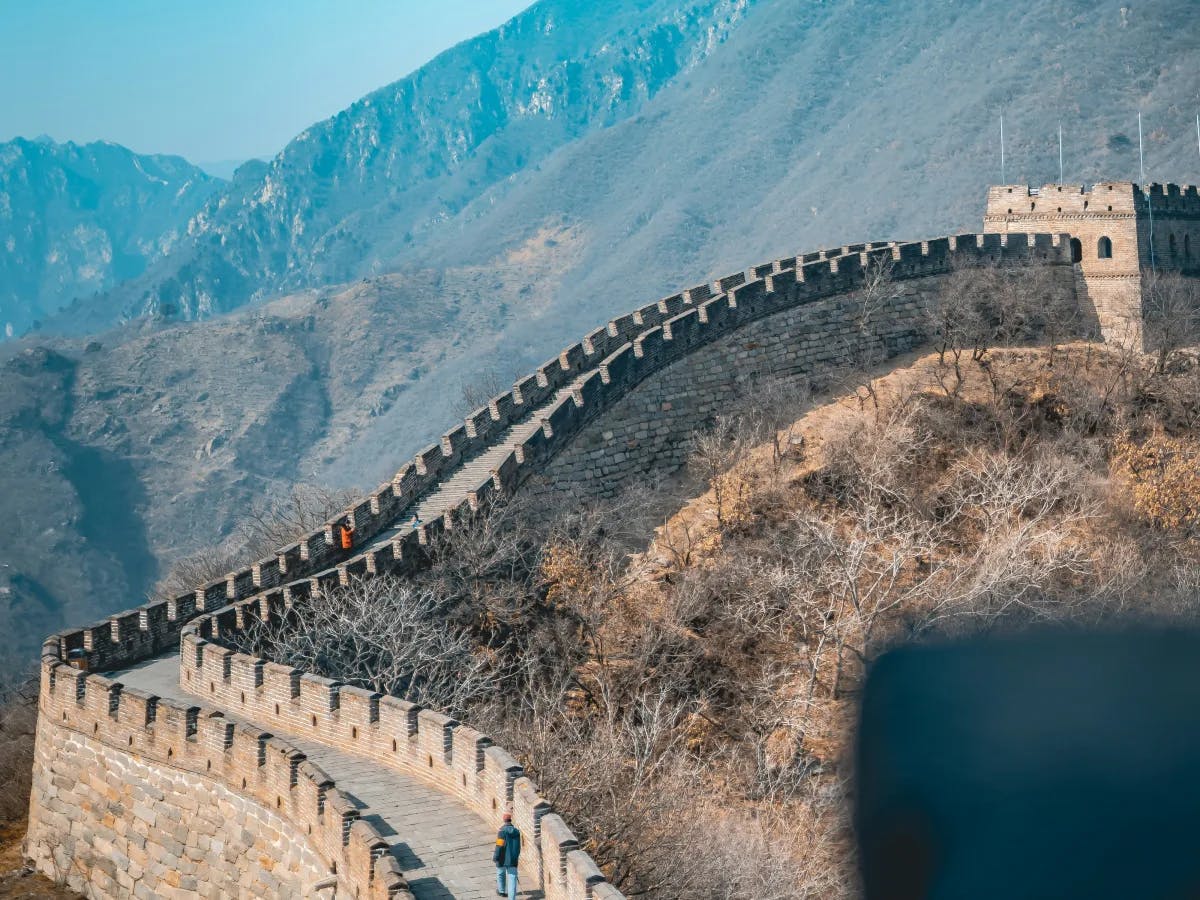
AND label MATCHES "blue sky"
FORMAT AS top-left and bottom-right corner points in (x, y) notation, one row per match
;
(0, 1), (532, 165)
